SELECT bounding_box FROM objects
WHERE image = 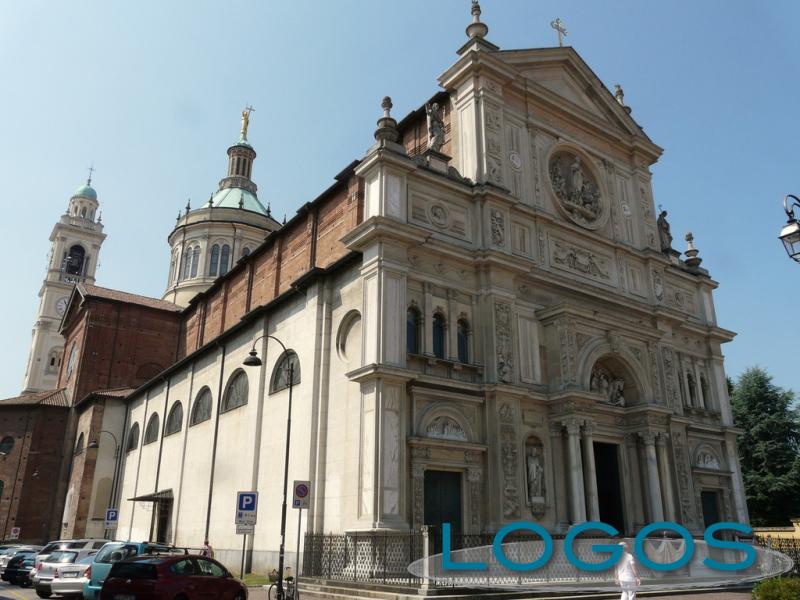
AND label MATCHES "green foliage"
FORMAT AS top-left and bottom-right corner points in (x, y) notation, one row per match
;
(731, 367), (800, 526)
(752, 577), (800, 599)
